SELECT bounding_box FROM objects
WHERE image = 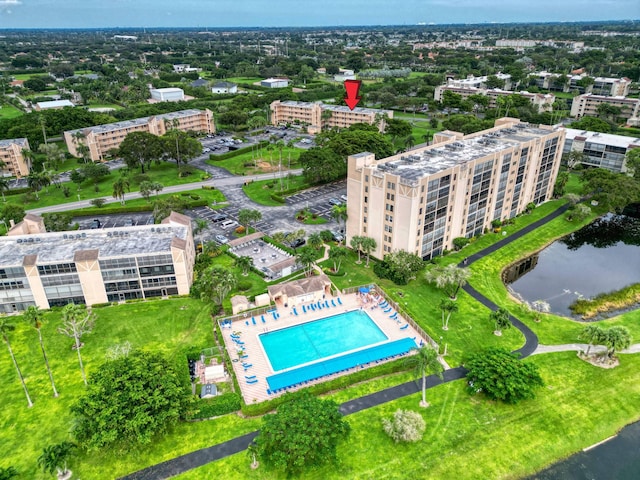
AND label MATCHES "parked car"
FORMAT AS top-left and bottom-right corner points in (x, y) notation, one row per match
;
(288, 238), (306, 249)
(220, 219), (238, 230)
(328, 198), (342, 206)
(210, 213), (226, 223)
(90, 219), (101, 229)
(331, 231), (344, 242)
(215, 234), (228, 244)
(123, 218), (134, 227)
(340, 194), (348, 202)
